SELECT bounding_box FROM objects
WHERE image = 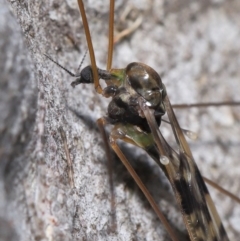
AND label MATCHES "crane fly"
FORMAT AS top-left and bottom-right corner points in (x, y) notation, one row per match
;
(45, 0), (240, 240)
